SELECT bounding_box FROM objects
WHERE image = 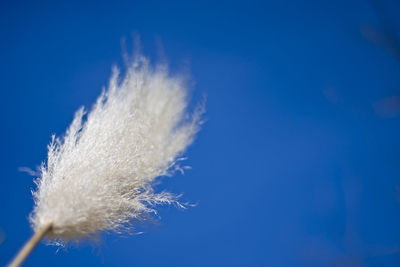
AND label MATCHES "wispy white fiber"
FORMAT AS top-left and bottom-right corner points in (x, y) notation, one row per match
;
(30, 55), (202, 243)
